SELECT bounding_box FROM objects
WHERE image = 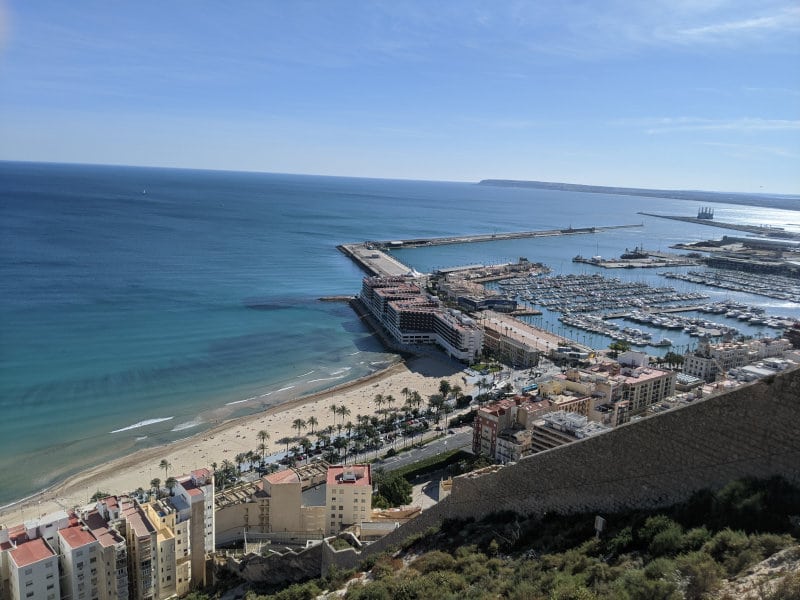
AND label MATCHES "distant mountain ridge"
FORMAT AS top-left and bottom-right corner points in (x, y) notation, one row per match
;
(479, 179), (800, 211)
